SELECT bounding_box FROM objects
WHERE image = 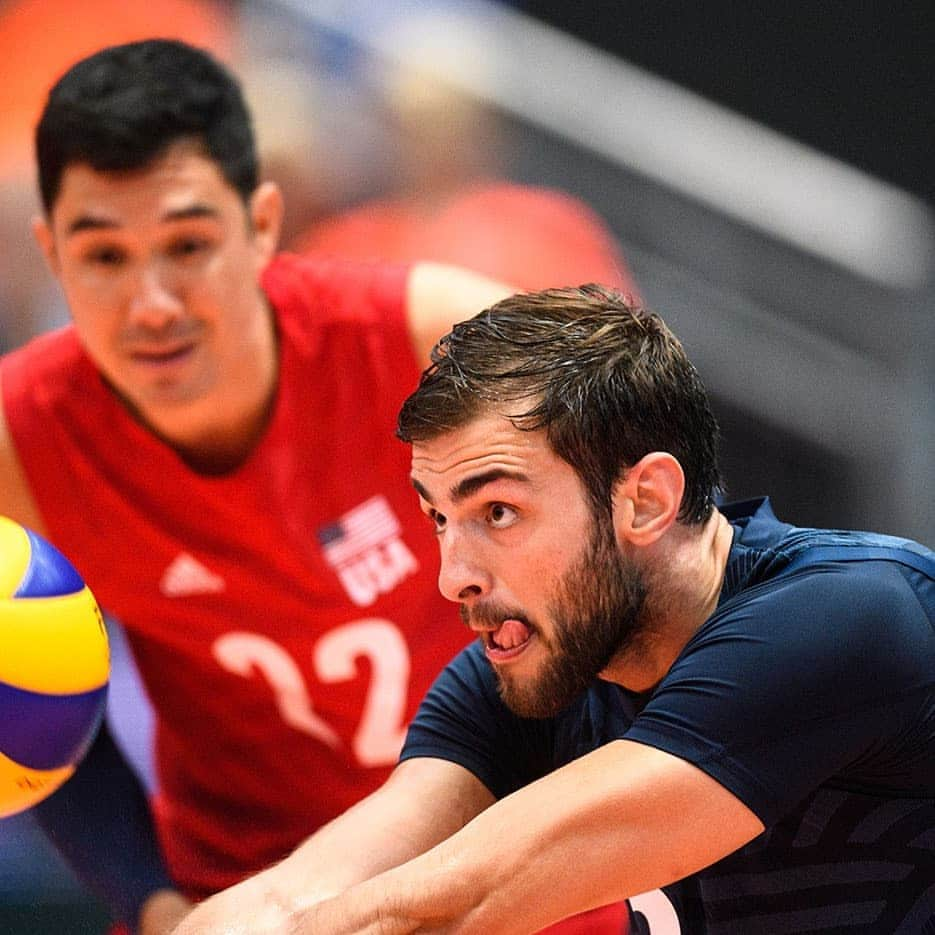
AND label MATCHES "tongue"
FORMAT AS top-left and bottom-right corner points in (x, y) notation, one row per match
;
(494, 619), (531, 650)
